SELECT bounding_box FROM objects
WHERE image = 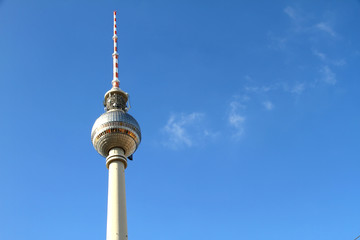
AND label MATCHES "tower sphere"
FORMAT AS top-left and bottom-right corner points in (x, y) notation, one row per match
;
(91, 109), (141, 158)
